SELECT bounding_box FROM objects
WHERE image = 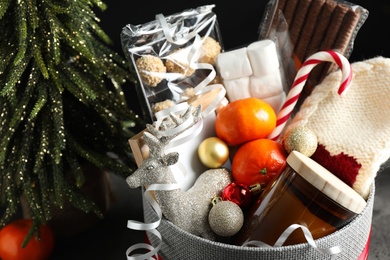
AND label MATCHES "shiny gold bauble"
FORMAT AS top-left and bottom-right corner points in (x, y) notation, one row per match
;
(198, 137), (229, 168)
(284, 126), (318, 157)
